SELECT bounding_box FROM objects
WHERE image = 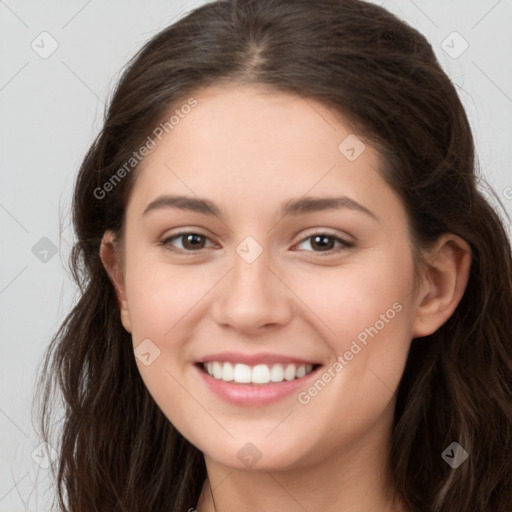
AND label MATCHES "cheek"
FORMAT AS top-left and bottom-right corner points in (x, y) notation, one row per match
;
(290, 246), (415, 412)
(294, 249), (415, 347)
(124, 248), (214, 341)
(124, 260), (215, 423)
(284, 255), (414, 445)
(125, 237), (415, 353)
